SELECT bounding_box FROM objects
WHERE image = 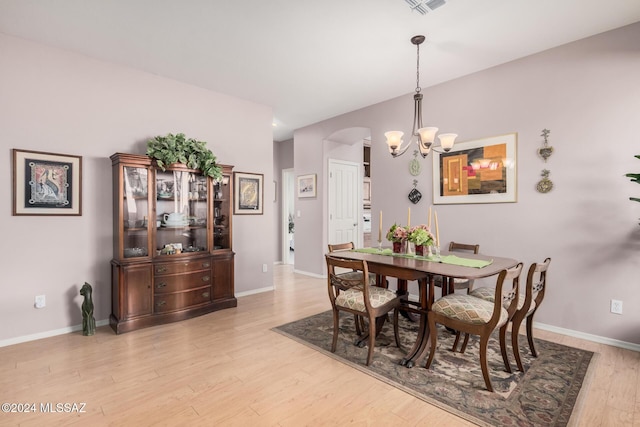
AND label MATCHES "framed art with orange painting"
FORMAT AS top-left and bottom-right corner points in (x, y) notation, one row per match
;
(432, 133), (517, 205)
